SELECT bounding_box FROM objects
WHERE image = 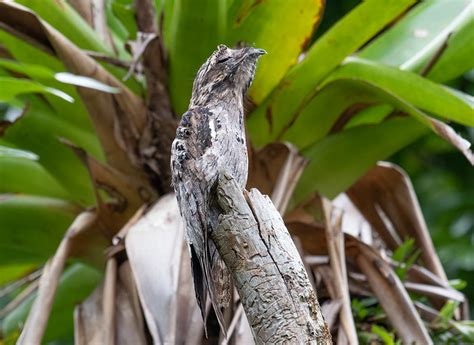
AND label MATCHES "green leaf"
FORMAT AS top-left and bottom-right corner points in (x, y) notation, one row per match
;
(448, 279), (467, 291)
(164, 0), (227, 114)
(326, 57), (474, 126)
(111, 2), (137, 40)
(0, 146), (38, 160)
(392, 238), (415, 263)
(15, 0), (113, 54)
(0, 33), (96, 132)
(0, 59), (53, 79)
(371, 325), (395, 345)
(0, 264), (37, 286)
(452, 320), (474, 341)
(2, 263), (102, 343)
(438, 300), (460, 324)
(0, 77), (74, 103)
(0, 195), (79, 265)
(226, 0), (324, 103)
(293, 118), (427, 202)
(344, 104), (393, 129)
(0, 59), (120, 94)
(428, 17), (474, 83)
(54, 72), (120, 93)
(0, 156), (71, 200)
(1, 99), (96, 205)
(359, 0), (472, 71)
(281, 78), (456, 150)
(247, 0), (416, 147)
